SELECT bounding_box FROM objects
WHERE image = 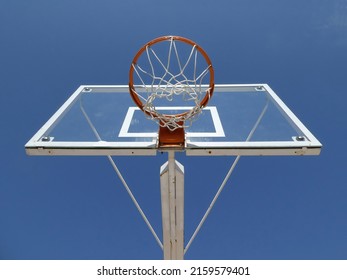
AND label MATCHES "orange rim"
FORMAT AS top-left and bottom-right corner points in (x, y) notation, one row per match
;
(129, 35), (214, 119)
